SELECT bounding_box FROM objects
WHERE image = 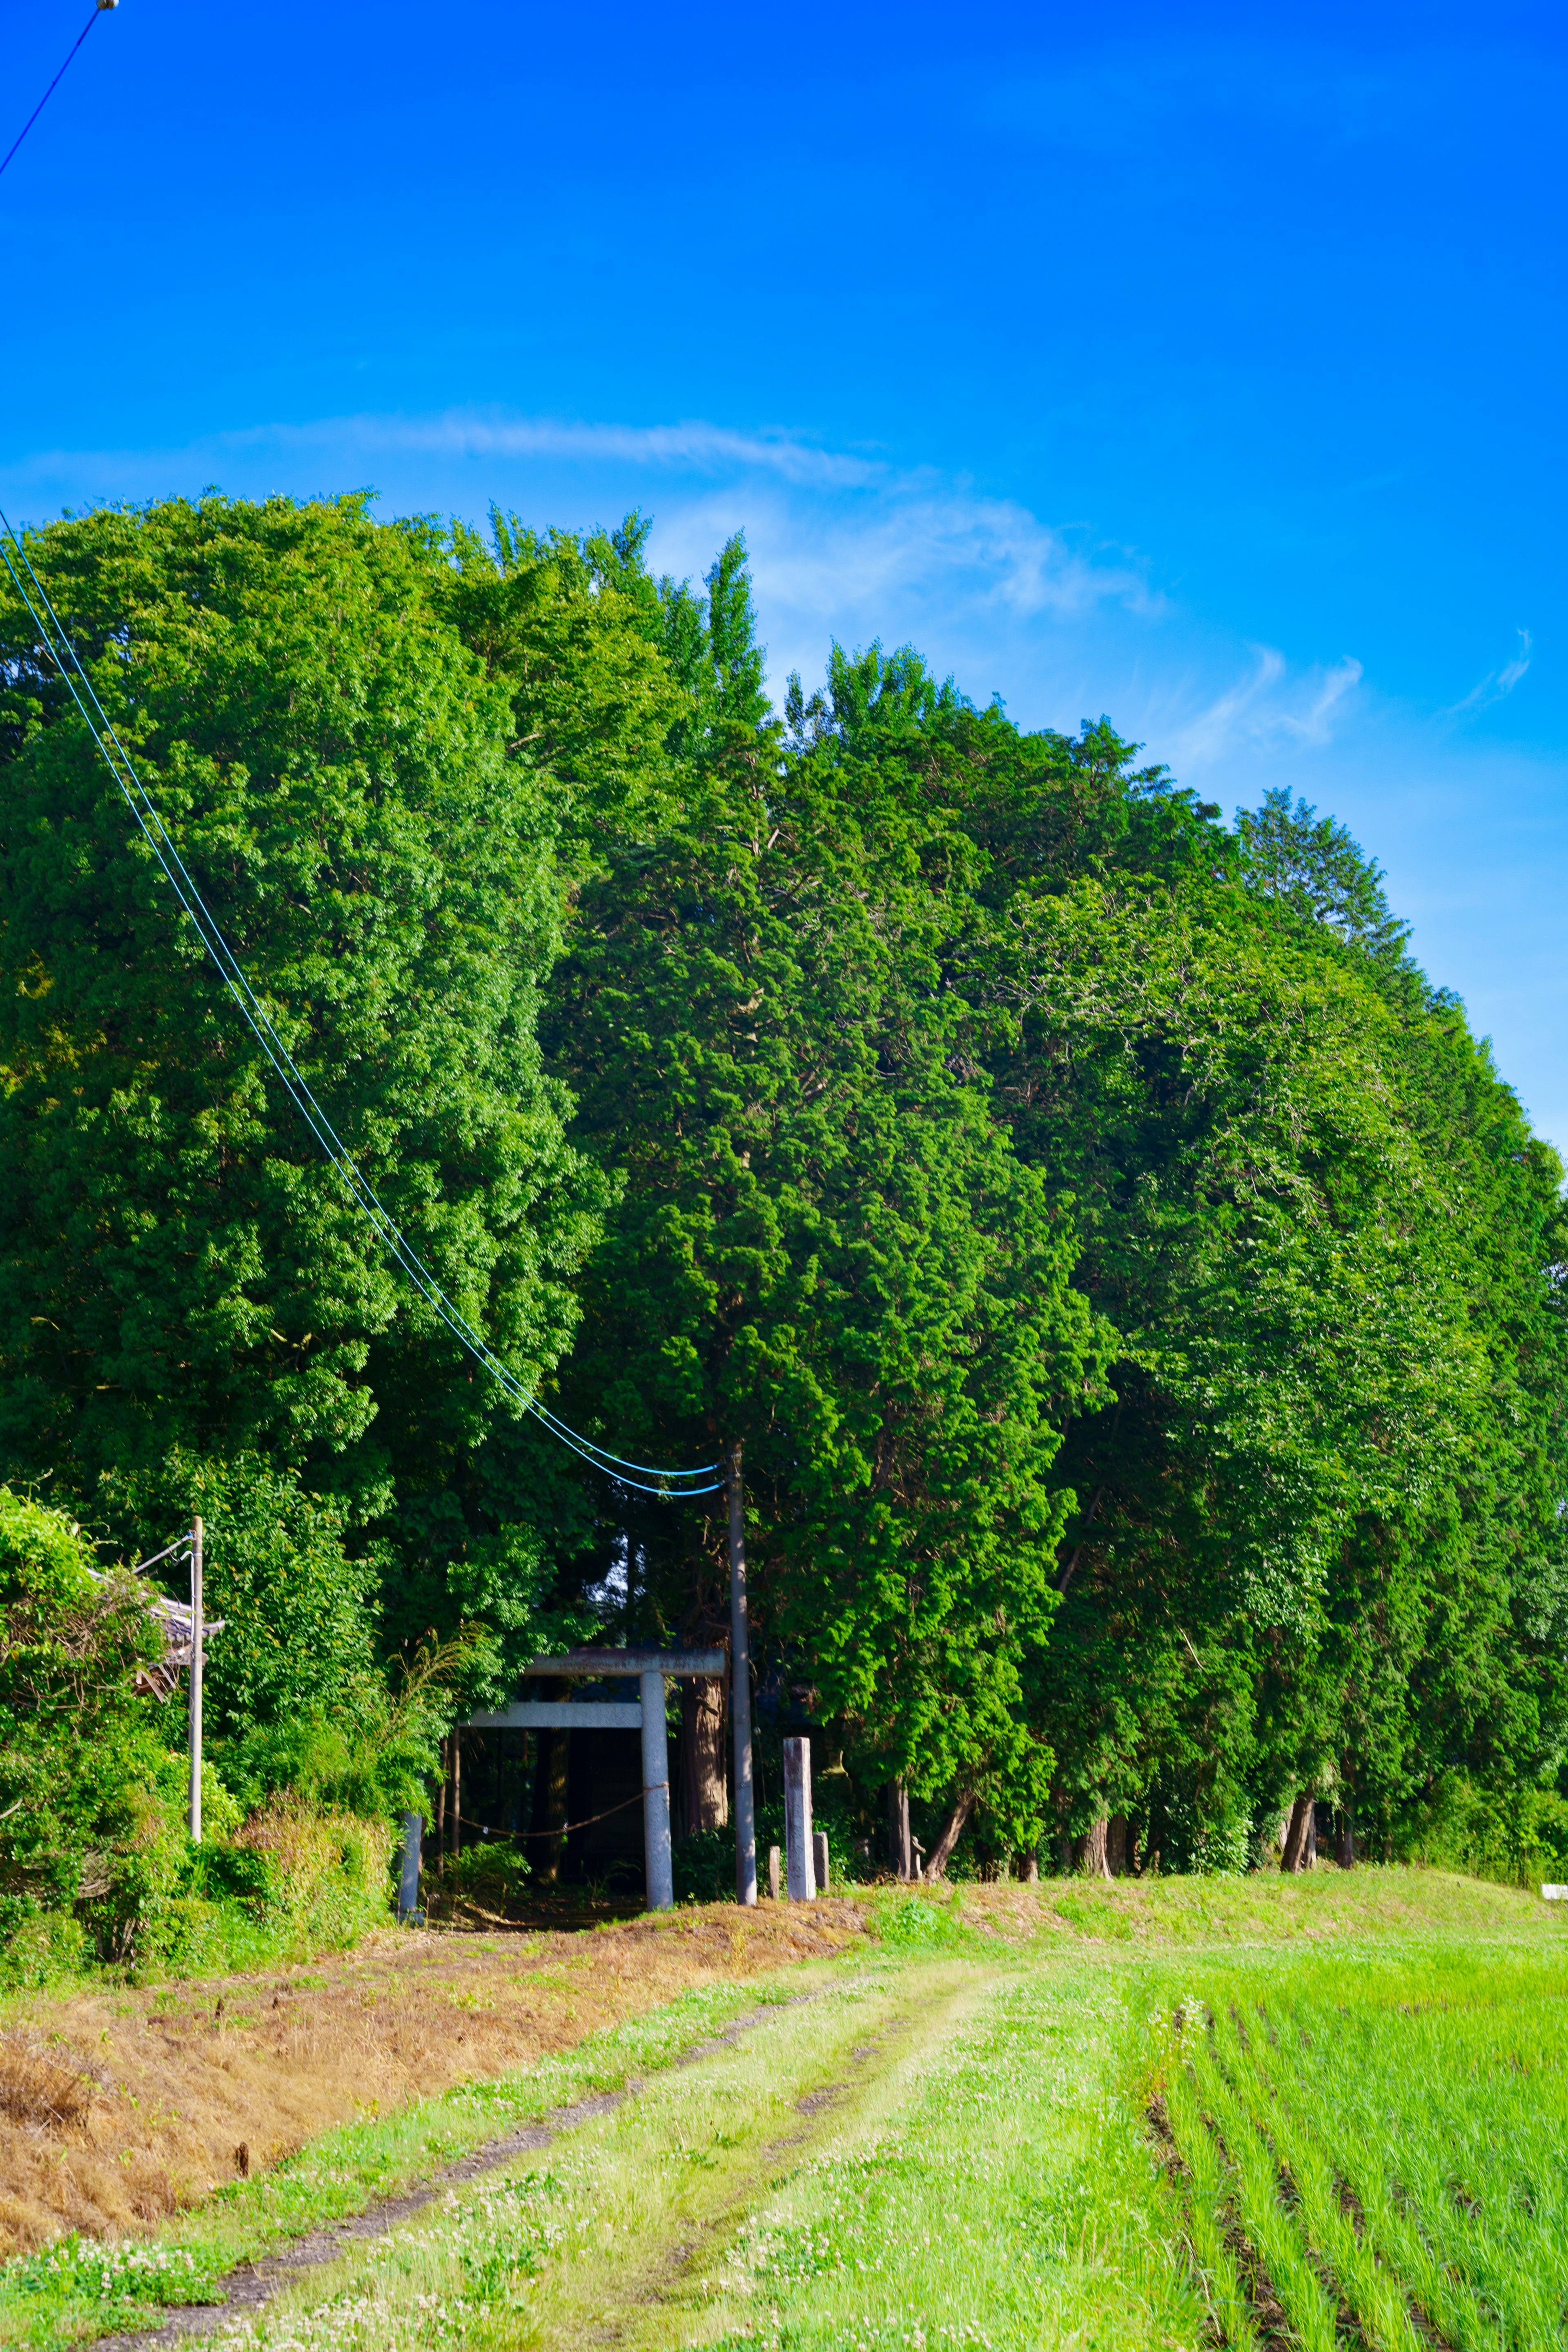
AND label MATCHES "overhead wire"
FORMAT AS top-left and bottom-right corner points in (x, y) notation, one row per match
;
(0, 4), (115, 185)
(129, 1533), (194, 1576)
(0, 516), (724, 1497)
